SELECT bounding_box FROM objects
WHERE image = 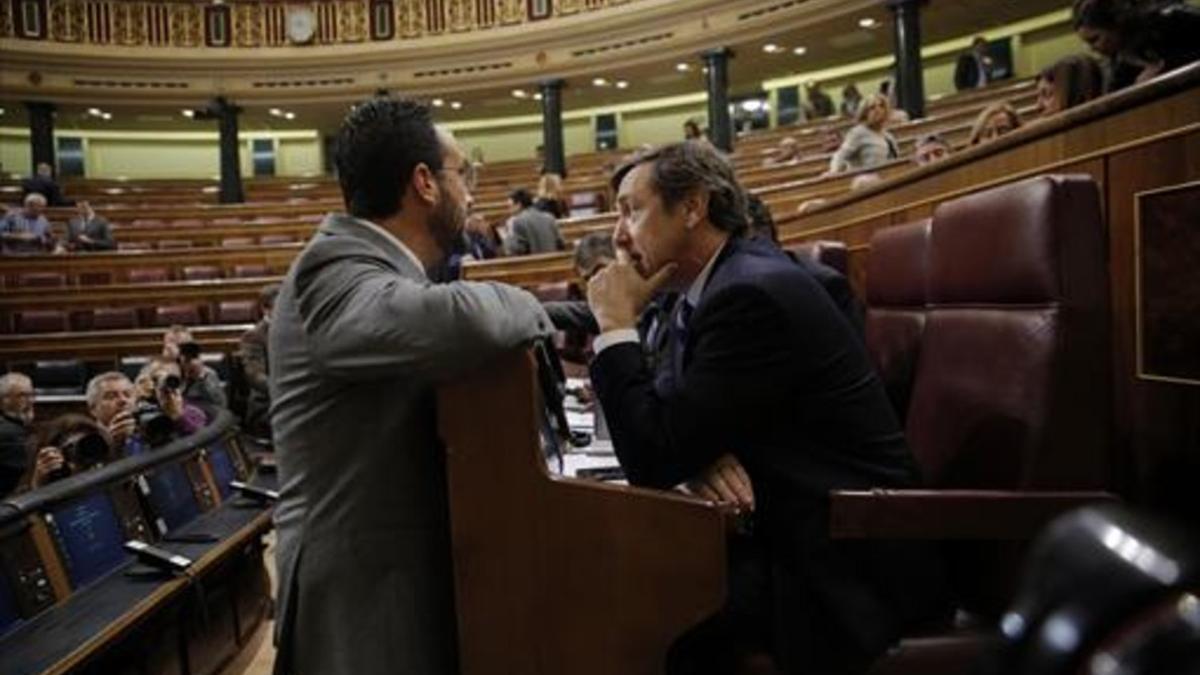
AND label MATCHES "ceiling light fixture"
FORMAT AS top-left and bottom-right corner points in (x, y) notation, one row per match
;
(675, 63), (690, 72)
(592, 77), (608, 87)
(284, 111), (296, 120)
(793, 46), (807, 55)
(858, 17), (878, 28)
(763, 43), (782, 54)
(182, 109), (194, 118)
(87, 107), (102, 116)
(512, 88), (528, 98)
(269, 107), (283, 116)
(450, 101), (463, 110)
(101, 112), (112, 120)
(615, 80), (629, 89)
(431, 98), (445, 107)
(533, 92), (543, 101)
